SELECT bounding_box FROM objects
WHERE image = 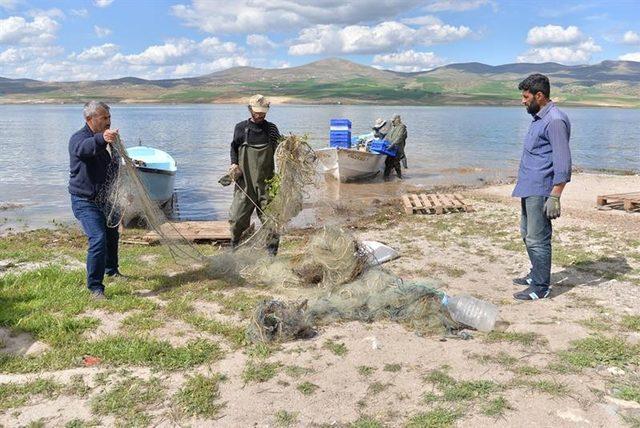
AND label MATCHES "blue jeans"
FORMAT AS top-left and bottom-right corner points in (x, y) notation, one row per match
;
(70, 195), (119, 292)
(520, 196), (552, 289)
